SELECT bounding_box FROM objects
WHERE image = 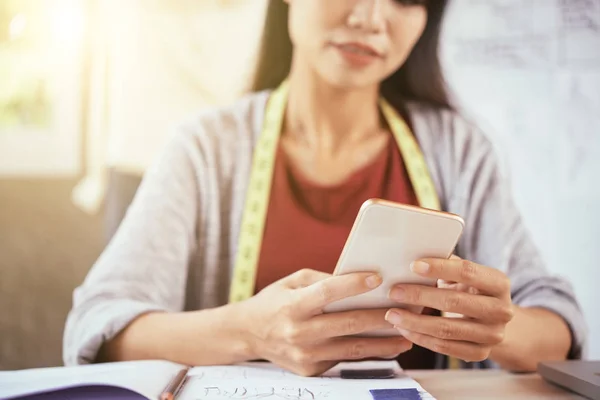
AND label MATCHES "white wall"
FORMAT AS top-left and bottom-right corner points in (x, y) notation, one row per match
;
(72, 0), (268, 213)
(442, 0), (600, 359)
(100, 0), (268, 173)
